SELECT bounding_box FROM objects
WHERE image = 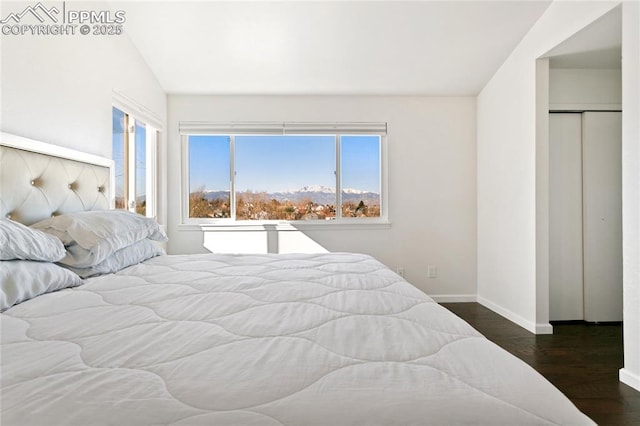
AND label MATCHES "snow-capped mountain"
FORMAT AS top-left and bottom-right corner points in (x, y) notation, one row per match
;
(282, 185), (369, 195)
(284, 185), (335, 194)
(200, 185), (378, 205)
(342, 187), (368, 195)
